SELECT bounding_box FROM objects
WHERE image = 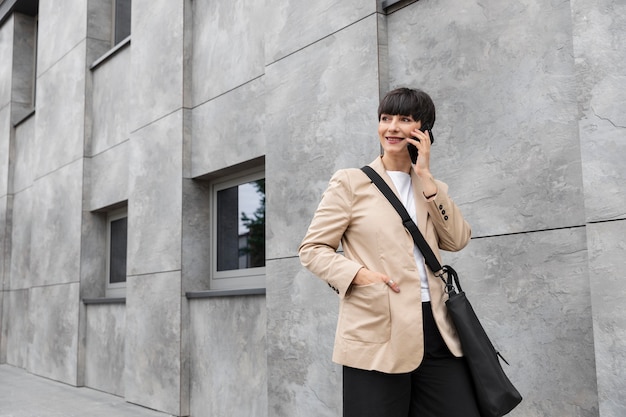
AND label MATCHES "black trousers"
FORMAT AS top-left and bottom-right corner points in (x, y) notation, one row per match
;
(343, 302), (481, 417)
